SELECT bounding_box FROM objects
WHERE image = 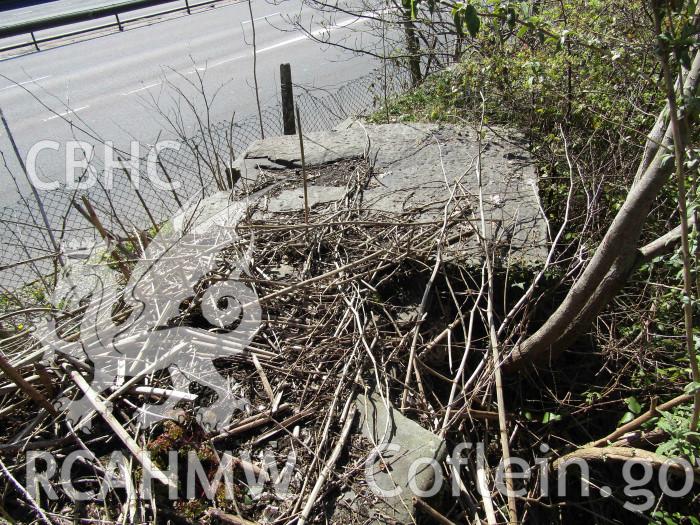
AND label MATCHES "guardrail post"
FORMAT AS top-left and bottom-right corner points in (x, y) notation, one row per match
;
(115, 13), (123, 31)
(30, 31), (40, 51)
(280, 63), (295, 136)
(185, 0), (191, 14)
